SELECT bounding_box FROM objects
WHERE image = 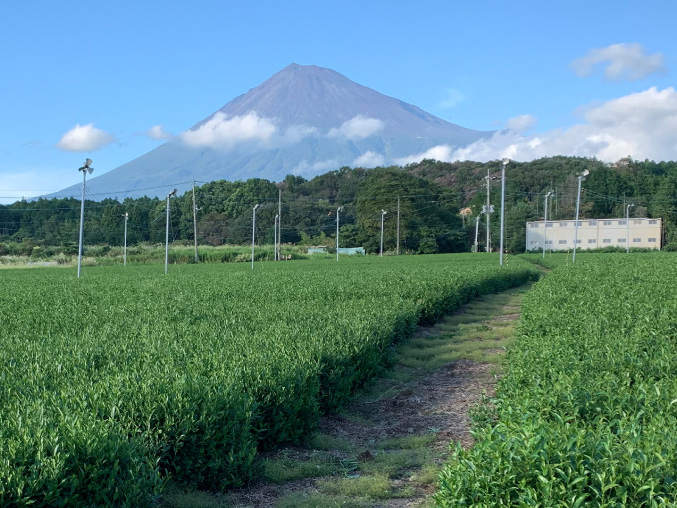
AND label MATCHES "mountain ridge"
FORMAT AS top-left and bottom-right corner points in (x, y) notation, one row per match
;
(45, 63), (492, 200)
